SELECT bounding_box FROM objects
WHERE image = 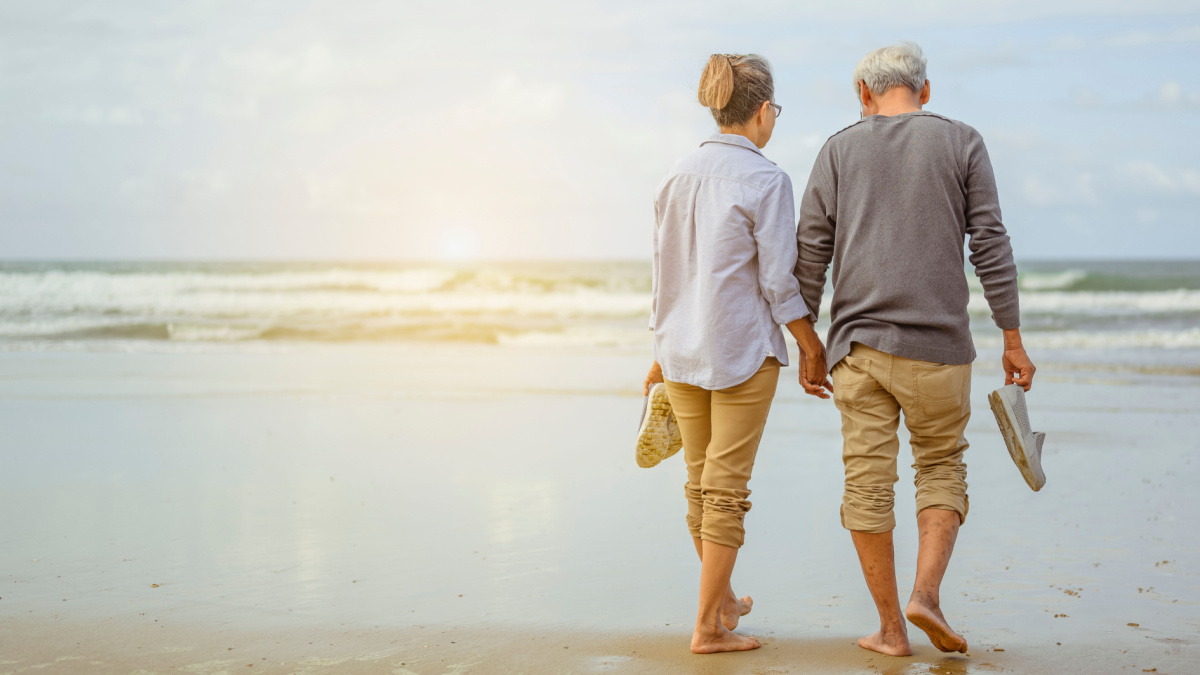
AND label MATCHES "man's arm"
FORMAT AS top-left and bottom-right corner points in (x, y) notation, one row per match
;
(795, 148), (837, 321)
(963, 129), (1035, 390)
